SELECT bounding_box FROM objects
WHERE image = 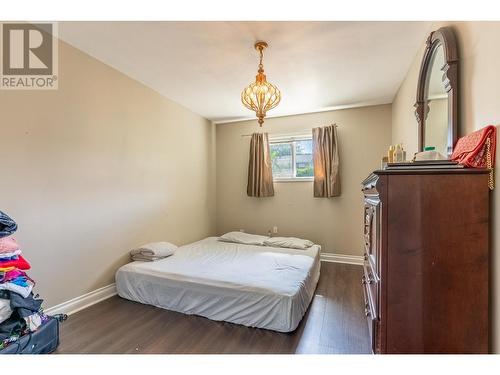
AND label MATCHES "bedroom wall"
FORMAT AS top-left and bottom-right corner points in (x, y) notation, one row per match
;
(0, 40), (216, 308)
(391, 21), (500, 352)
(216, 105), (392, 256)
